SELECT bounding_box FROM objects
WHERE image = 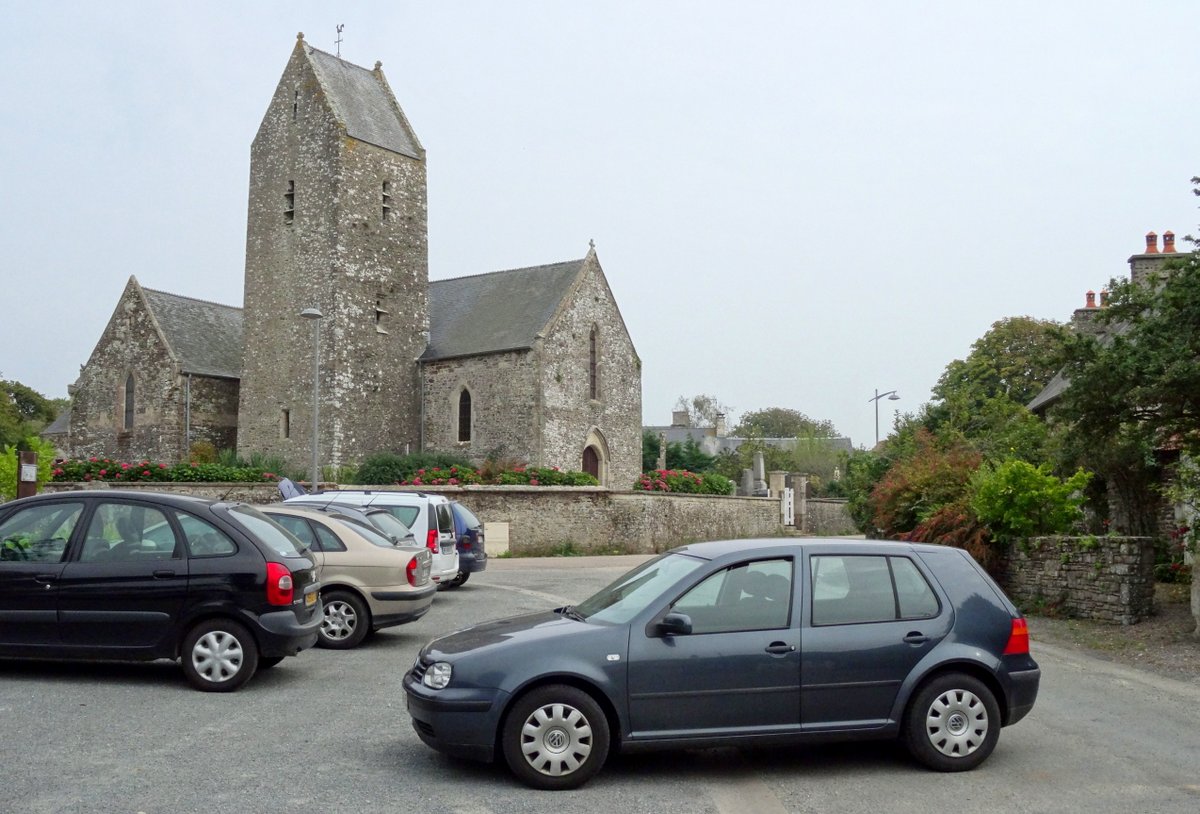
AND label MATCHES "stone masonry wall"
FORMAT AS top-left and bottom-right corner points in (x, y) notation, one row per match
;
(999, 535), (1156, 625)
(44, 482), (783, 554)
(806, 499), (858, 536)
(70, 280), (180, 462)
(538, 254), (642, 488)
(421, 350), (539, 464)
